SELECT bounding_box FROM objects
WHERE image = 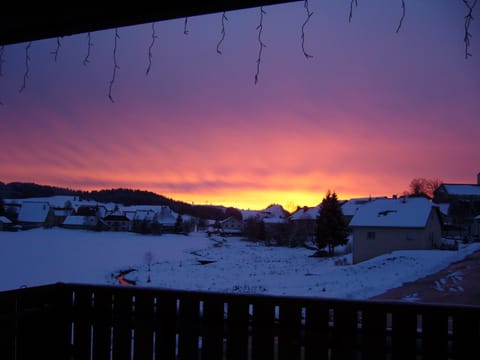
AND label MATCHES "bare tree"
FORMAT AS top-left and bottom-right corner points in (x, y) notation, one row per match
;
(144, 251), (154, 283)
(408, 178), (443, 199)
